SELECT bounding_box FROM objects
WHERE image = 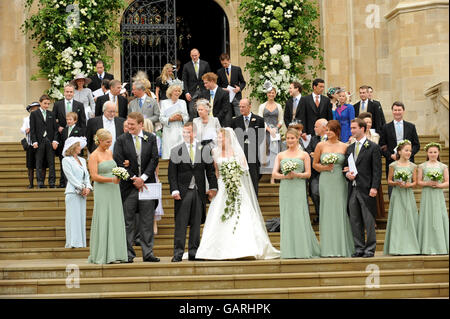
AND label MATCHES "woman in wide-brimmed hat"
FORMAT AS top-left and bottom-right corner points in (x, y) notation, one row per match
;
(61, 136), (92, 248)
(71, 73), (95, 124)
